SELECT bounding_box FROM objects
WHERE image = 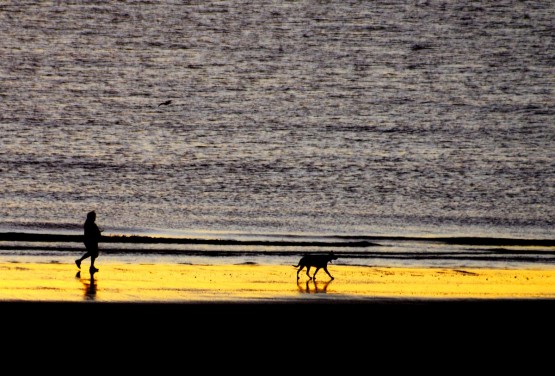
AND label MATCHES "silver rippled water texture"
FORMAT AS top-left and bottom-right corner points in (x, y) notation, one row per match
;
(0, 1), (553, 240)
